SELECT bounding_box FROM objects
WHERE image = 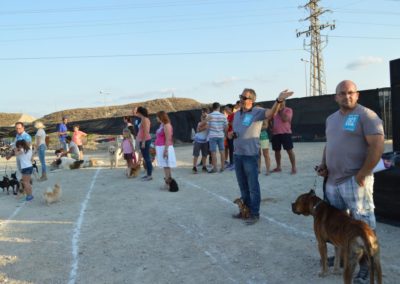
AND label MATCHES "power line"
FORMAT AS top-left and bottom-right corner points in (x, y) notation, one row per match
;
(0, 48), (303, 61)
(296, 0), (335, 97)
